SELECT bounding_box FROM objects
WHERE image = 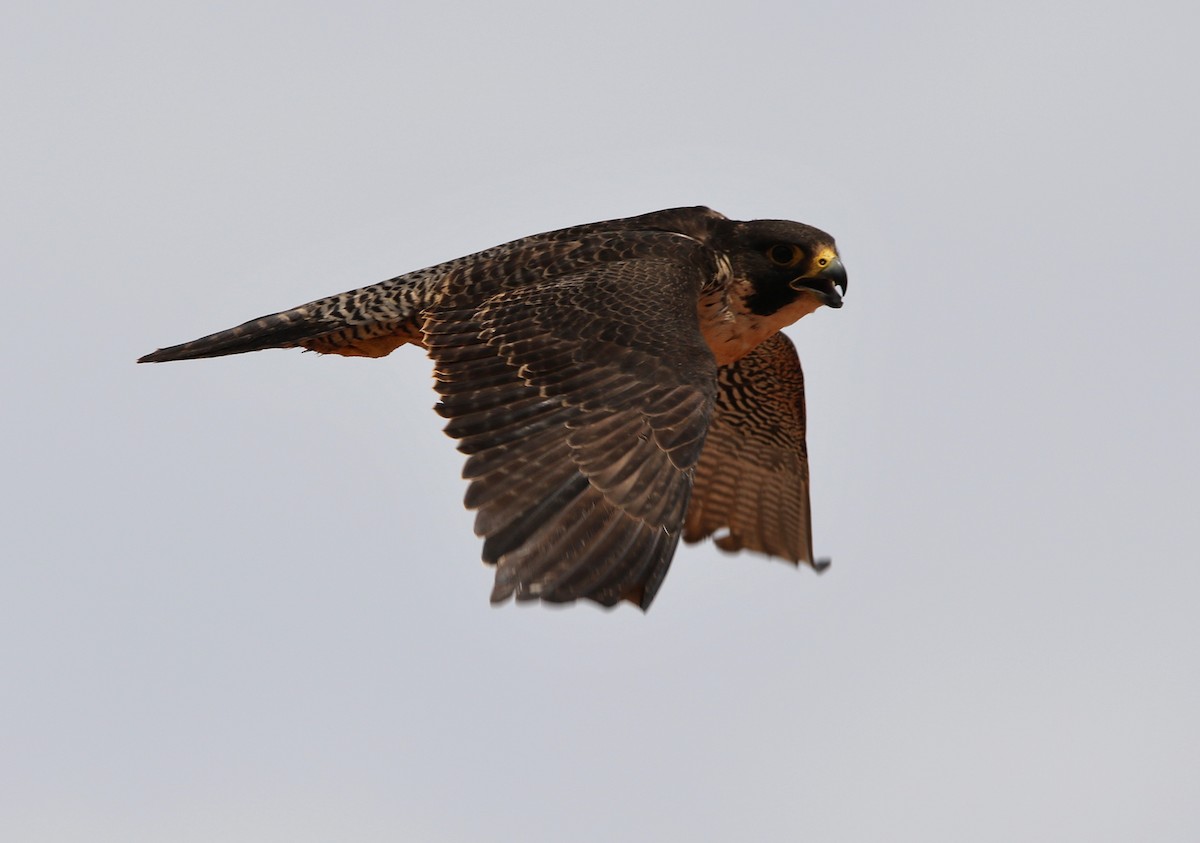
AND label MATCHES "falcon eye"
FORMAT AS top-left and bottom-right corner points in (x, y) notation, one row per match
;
(766, 244), (804, 268)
